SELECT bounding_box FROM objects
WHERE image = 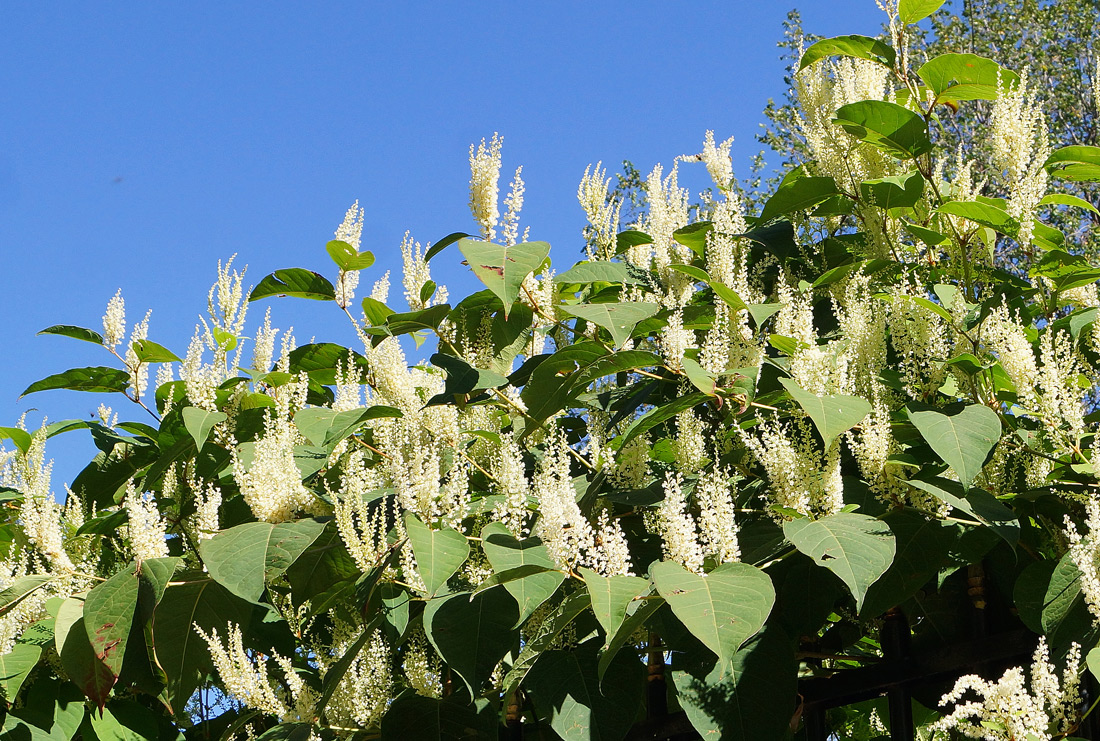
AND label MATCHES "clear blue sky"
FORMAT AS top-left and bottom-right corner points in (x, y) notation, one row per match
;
(0, 2), (886, 483)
